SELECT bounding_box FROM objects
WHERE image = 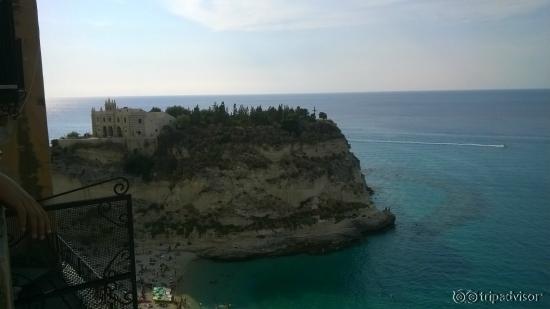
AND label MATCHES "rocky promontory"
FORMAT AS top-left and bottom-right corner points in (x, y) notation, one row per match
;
(51, 104), (395, 260)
